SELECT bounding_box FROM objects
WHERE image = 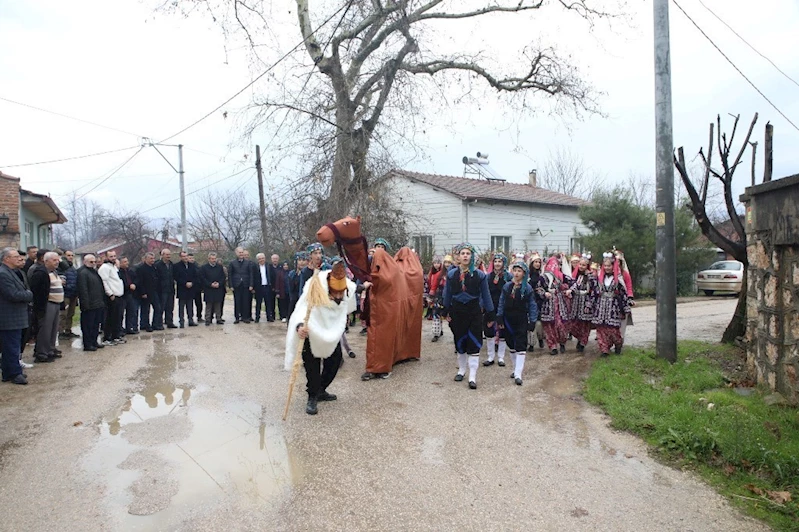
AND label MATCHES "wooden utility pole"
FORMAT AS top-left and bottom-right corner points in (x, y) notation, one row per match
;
(256, 145), (268, 247)
(763, 123), (773, 182)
